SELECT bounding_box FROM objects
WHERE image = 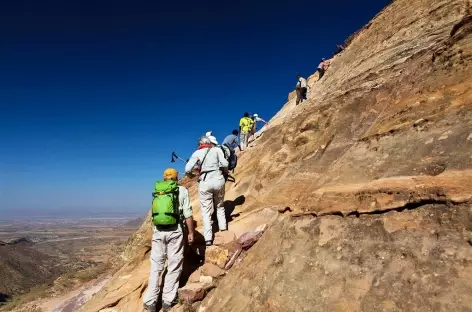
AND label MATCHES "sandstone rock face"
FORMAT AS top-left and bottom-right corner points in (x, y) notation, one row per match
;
(200, 204), (472, 311)
(79, 0), (472, 311)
